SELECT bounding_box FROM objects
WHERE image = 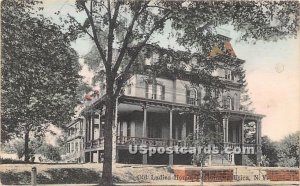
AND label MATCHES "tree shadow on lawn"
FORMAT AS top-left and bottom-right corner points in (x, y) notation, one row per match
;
(1, 168), (122, 185)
